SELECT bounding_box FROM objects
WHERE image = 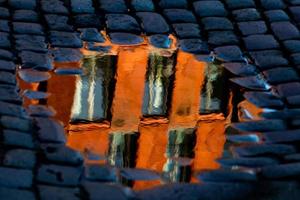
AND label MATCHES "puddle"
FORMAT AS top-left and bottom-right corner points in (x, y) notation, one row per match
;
(17, 41), (238, 190)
